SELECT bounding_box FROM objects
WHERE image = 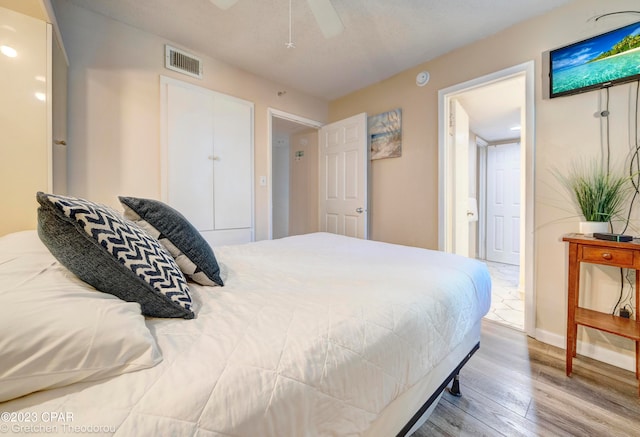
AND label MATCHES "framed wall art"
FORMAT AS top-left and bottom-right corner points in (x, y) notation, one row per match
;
(368, 108), (402, 160)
